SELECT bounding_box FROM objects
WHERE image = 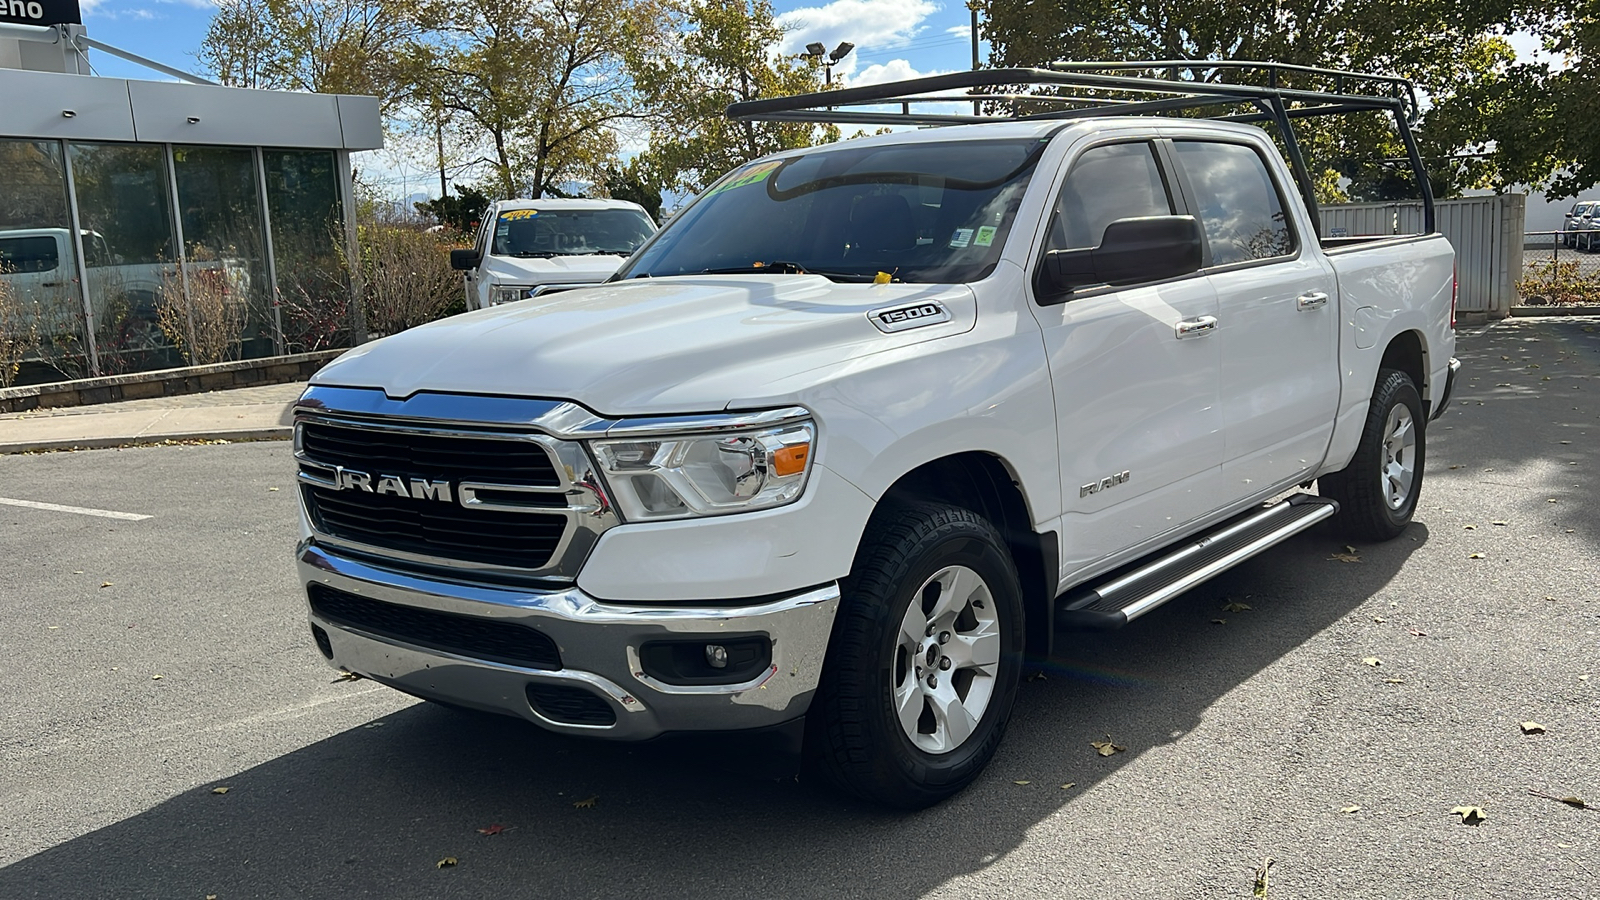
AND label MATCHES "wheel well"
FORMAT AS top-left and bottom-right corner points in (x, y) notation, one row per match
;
(878, 453), (1056, 656)
(1380, 331), (1427, 405)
